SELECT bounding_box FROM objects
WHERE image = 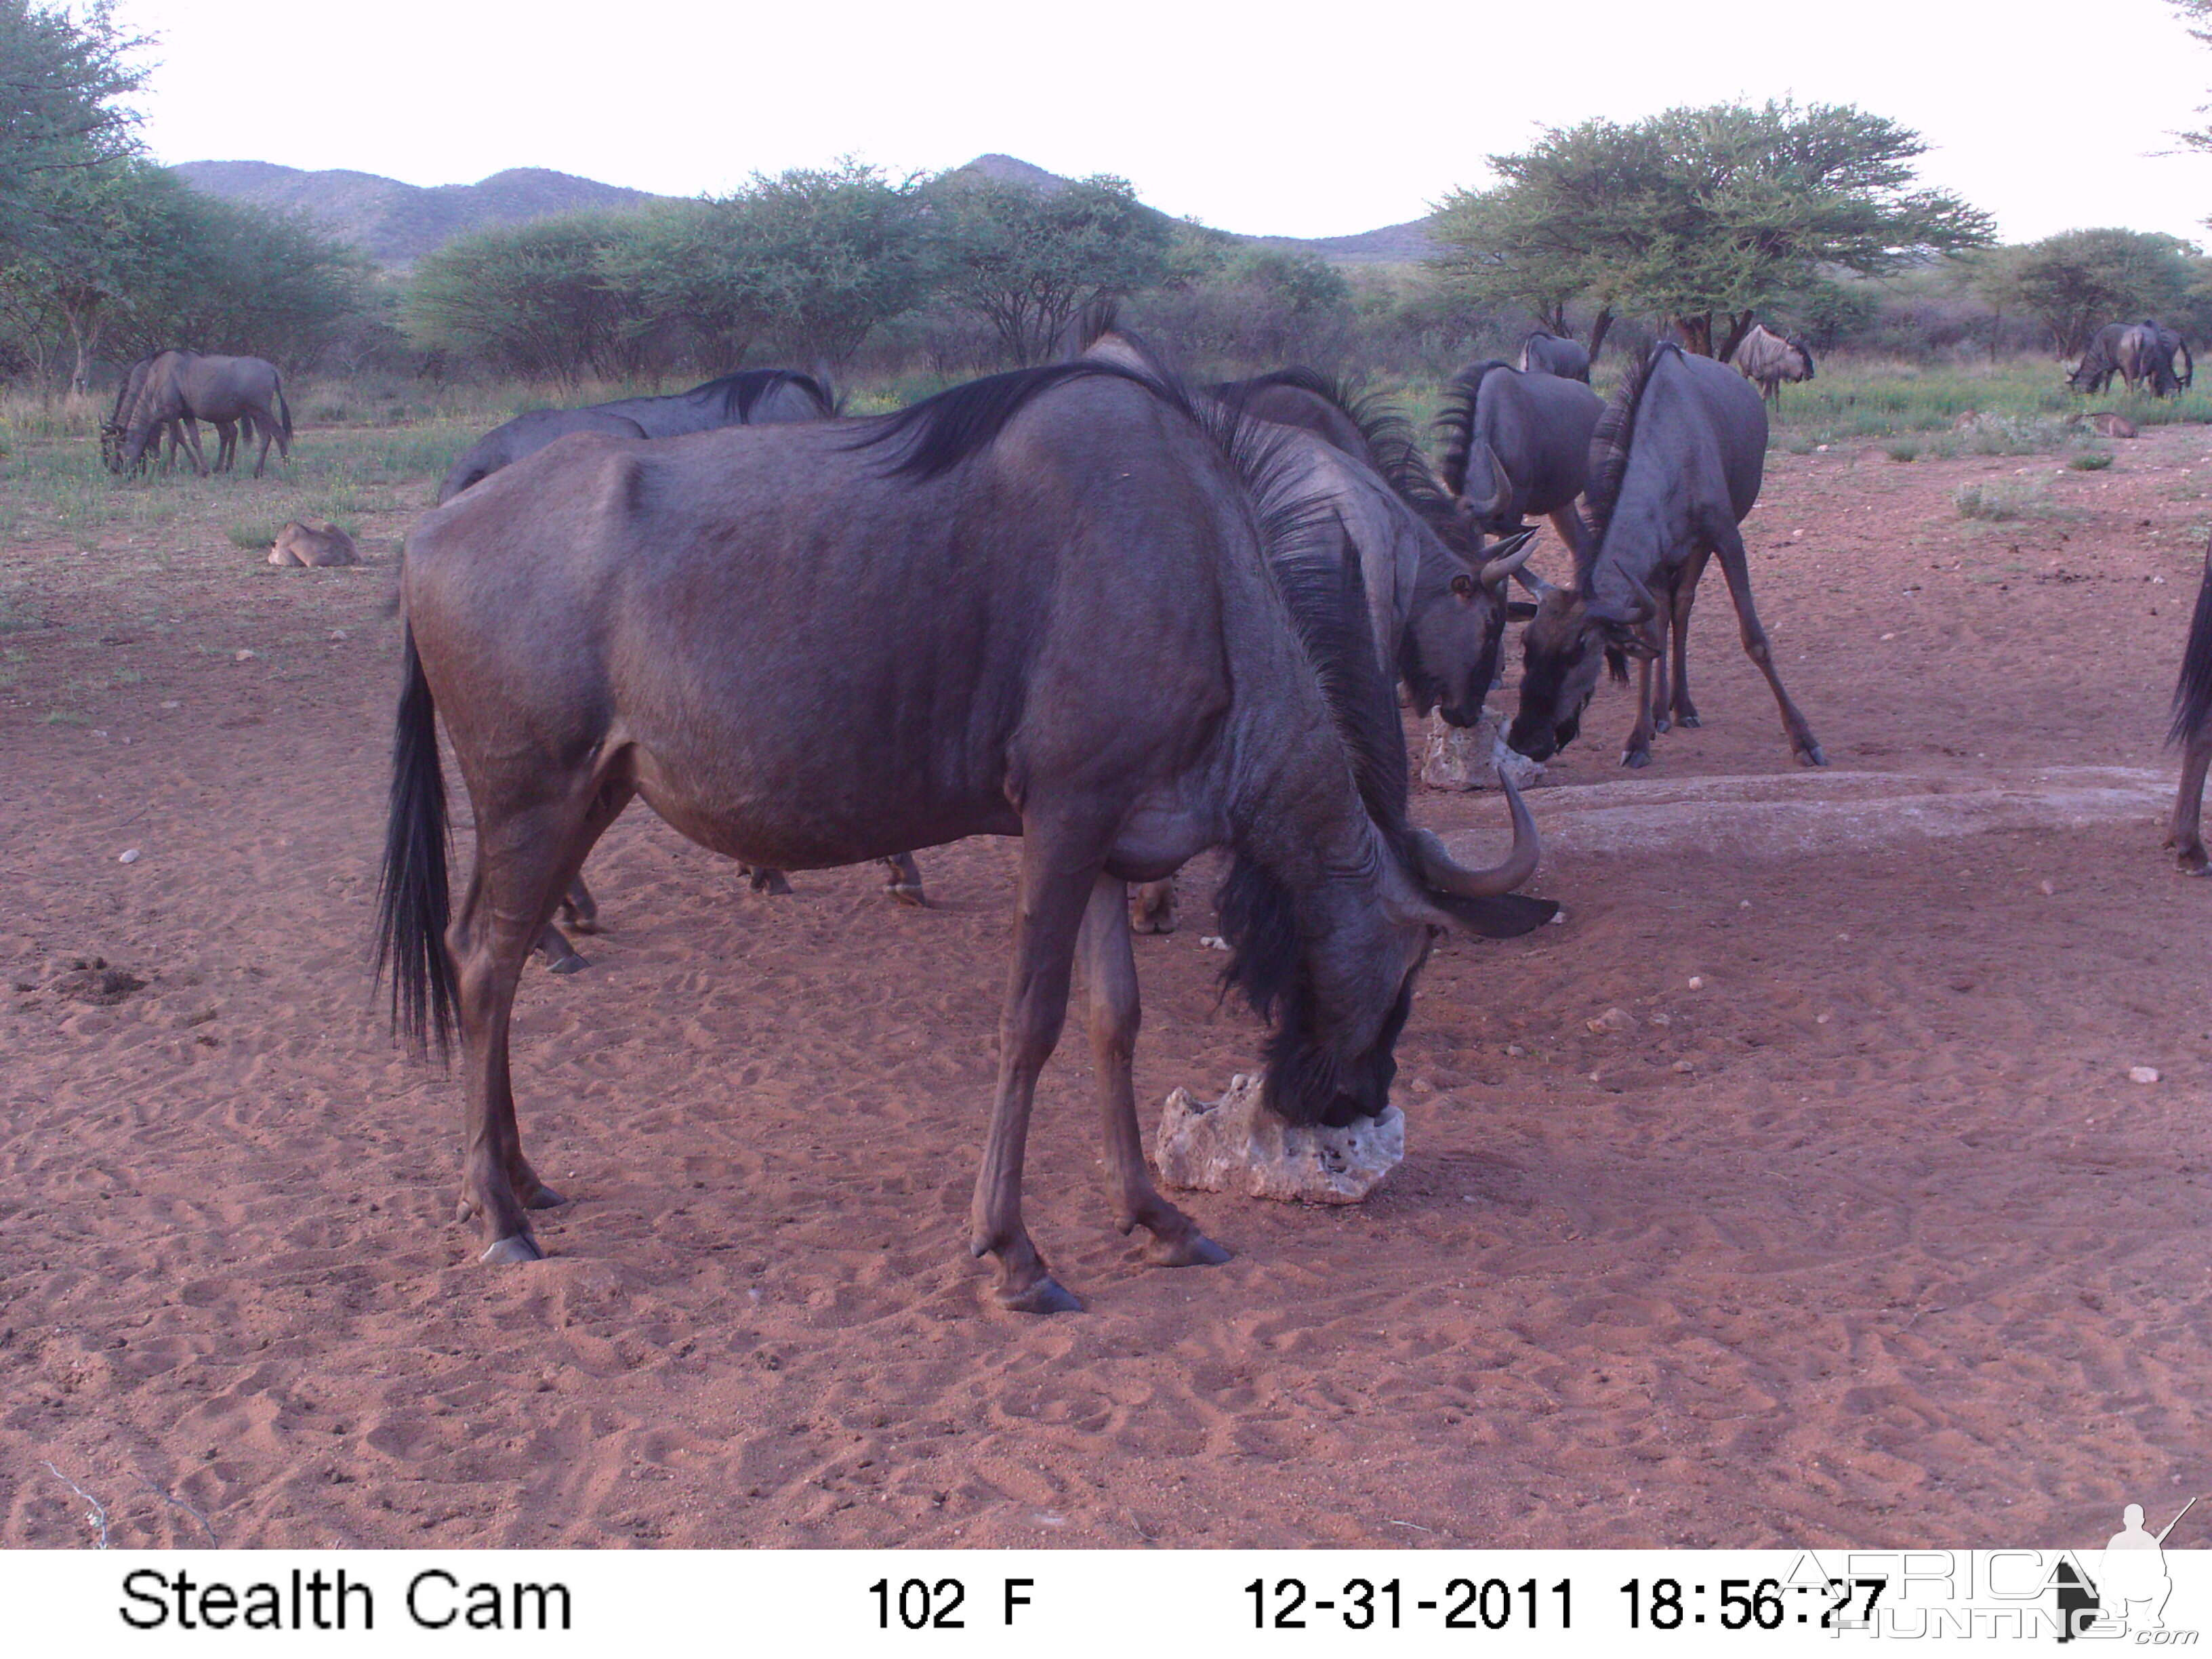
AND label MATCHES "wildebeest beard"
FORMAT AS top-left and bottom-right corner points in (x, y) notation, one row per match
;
(1215, 857), (1415, 1127)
